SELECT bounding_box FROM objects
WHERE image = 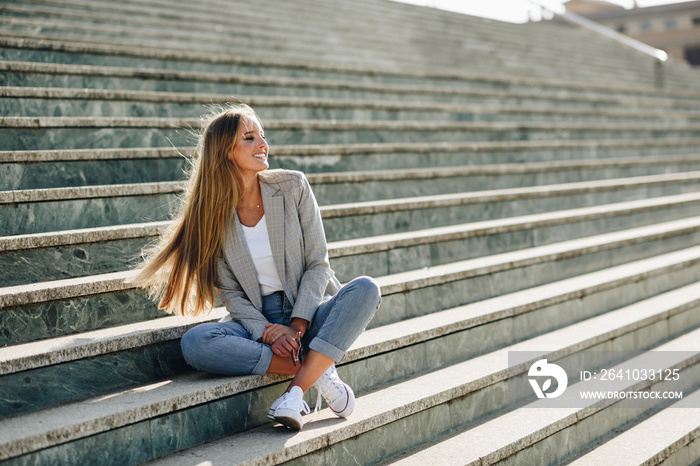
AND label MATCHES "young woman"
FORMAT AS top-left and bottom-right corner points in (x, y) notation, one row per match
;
(132, 104), (381, 430)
